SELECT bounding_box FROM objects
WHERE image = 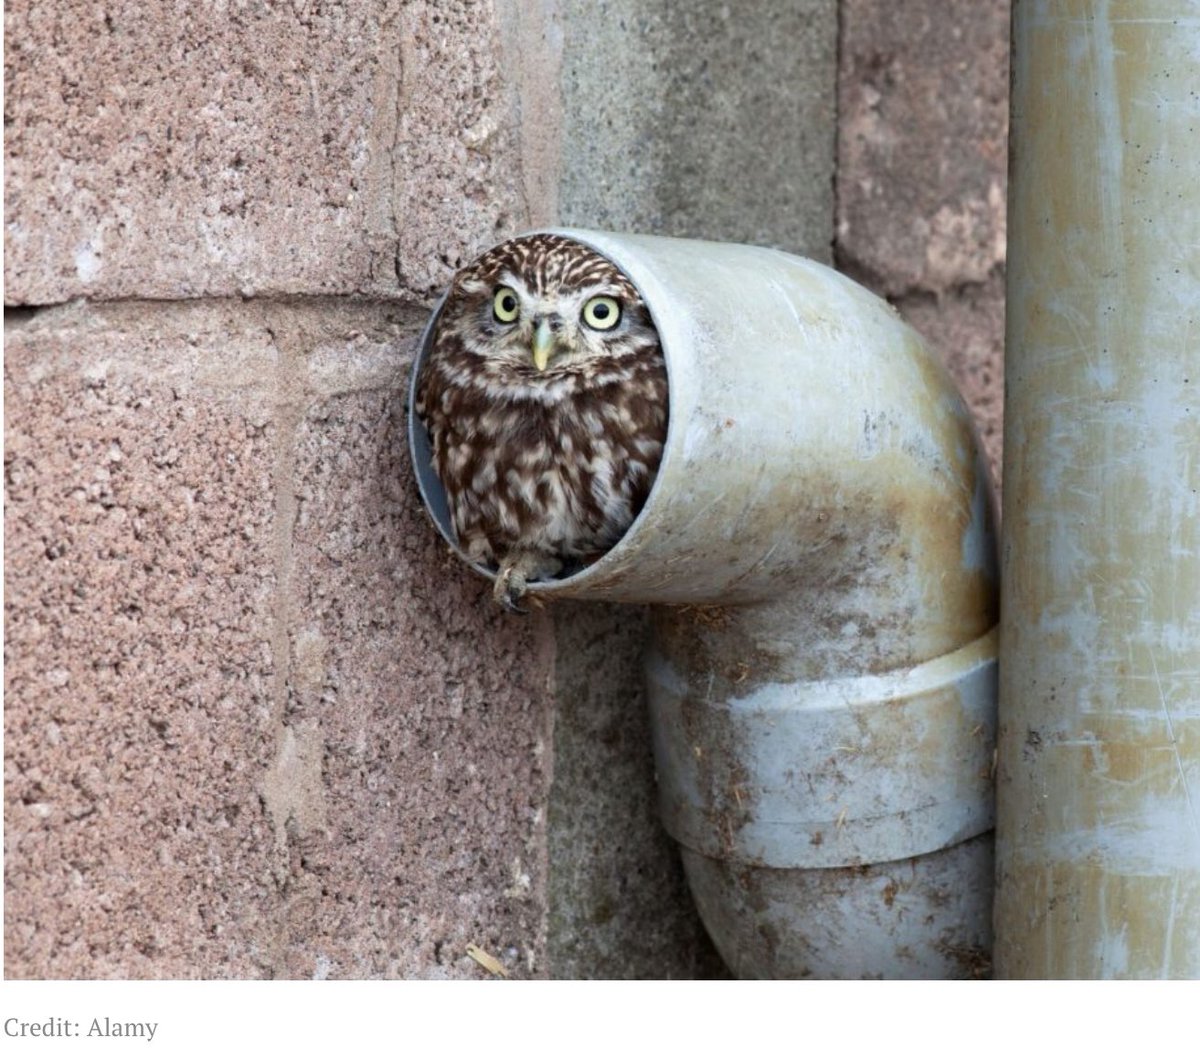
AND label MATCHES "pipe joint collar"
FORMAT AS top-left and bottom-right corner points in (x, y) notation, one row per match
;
(648, 628), (998, 870)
